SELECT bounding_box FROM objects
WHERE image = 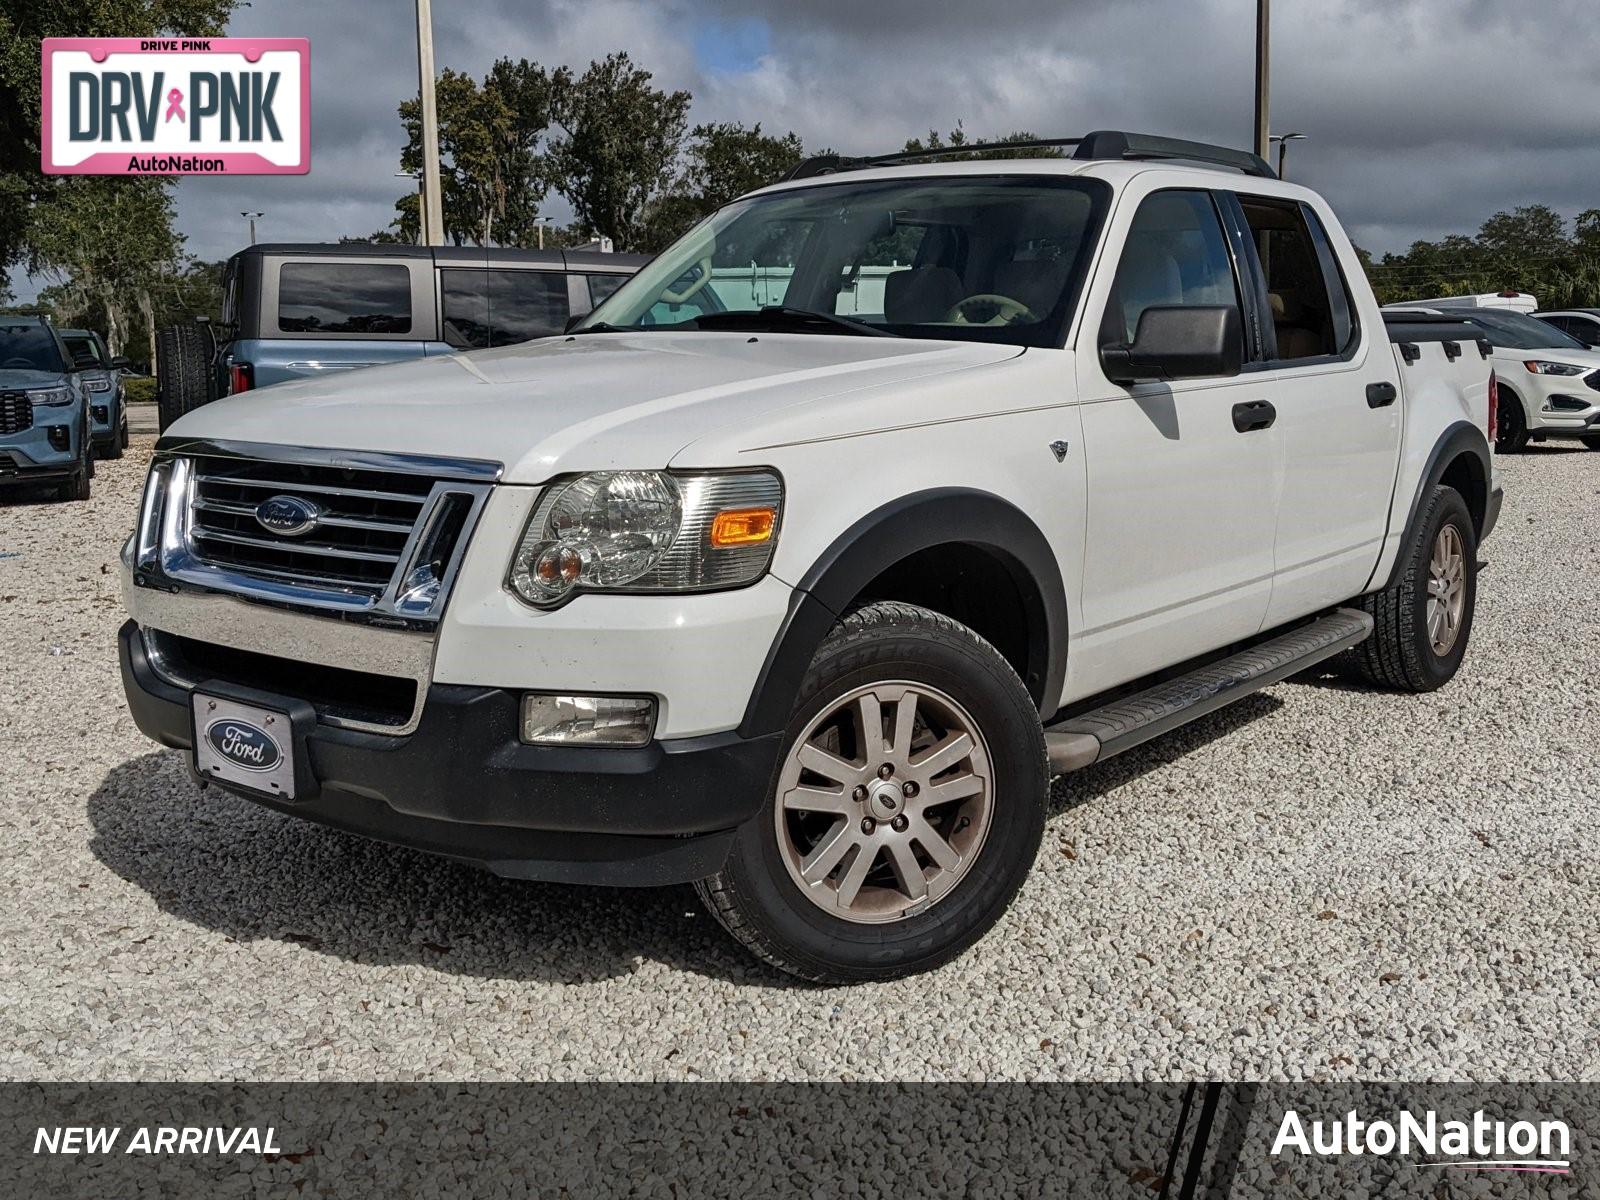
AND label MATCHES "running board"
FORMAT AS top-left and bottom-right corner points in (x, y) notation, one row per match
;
(1043, 608), (1375, 774)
